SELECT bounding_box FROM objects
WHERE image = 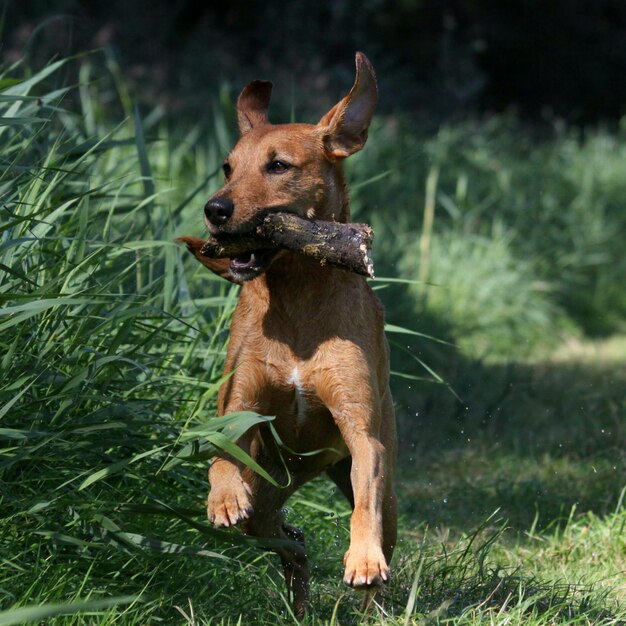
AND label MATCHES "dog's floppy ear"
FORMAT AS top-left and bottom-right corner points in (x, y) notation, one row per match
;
(175, 236), (242, 285)
(318, 52), (378, 158)
(237, 80), (273, 135)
